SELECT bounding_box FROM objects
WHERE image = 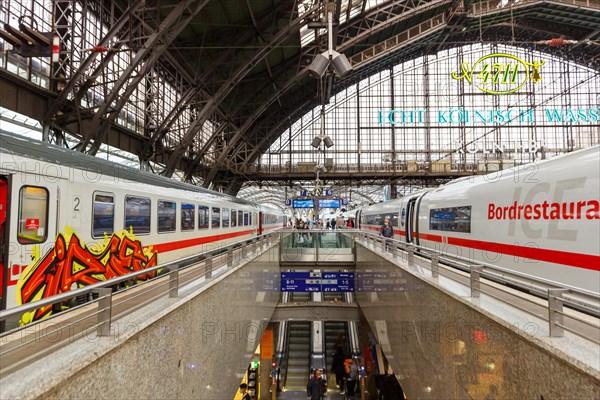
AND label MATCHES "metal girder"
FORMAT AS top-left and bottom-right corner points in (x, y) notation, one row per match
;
(163, 2), (322, 179)
(471, 0), (600, 17)
(202, 1), (453, 181)
(82, 0), (212, 155)
(139, 85), (197, 161)
(231, 14), (444, 165)
(336, 0), (452, 49)
(44, 3), (142, 125)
